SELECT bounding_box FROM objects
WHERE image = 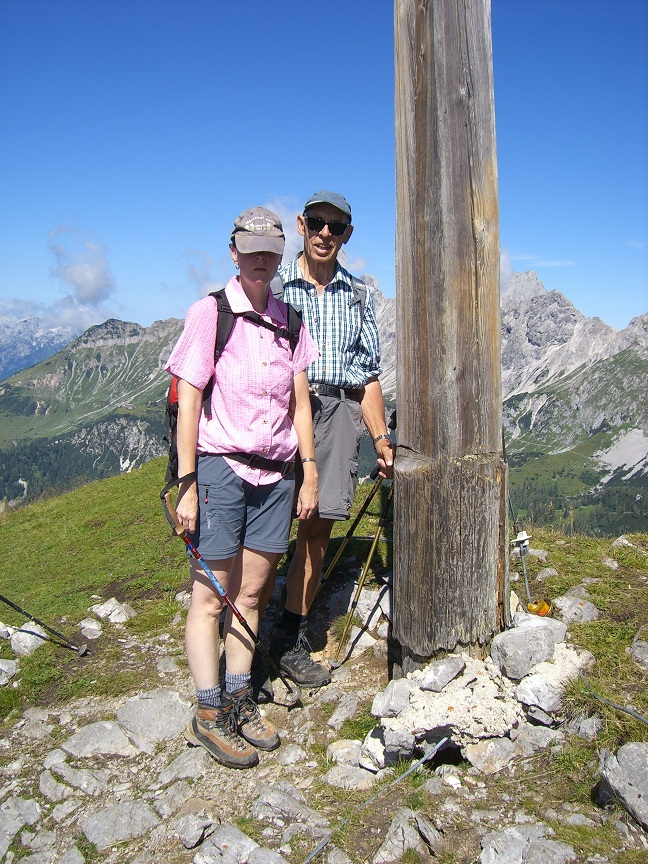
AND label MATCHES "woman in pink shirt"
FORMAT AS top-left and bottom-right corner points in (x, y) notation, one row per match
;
(166, 207), (319, 769)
